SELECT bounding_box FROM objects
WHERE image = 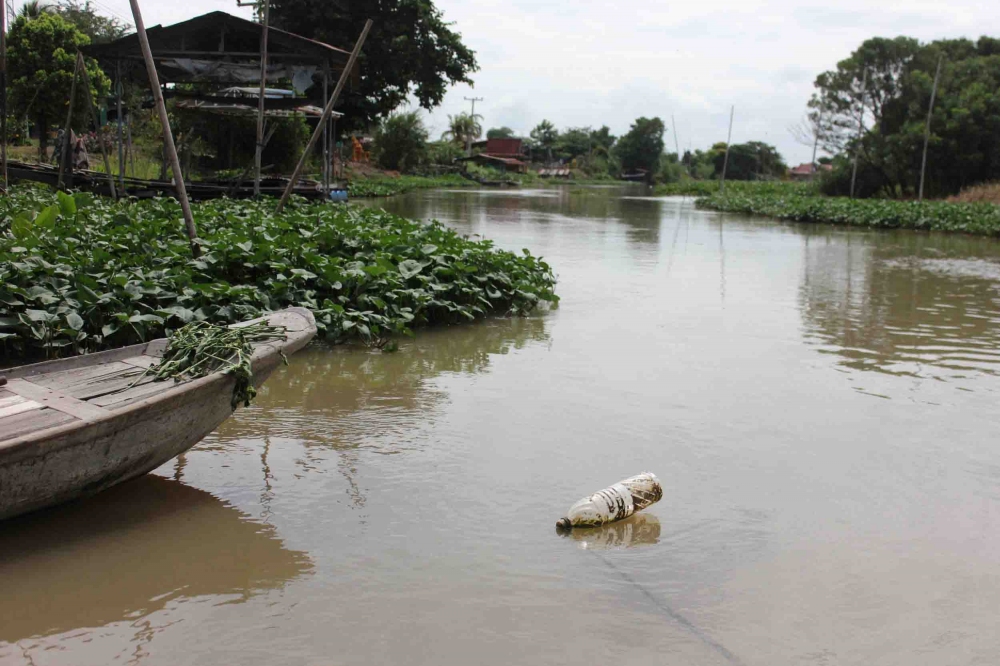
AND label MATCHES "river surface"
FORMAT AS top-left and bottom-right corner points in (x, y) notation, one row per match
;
(3, 186), (1000, 665)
